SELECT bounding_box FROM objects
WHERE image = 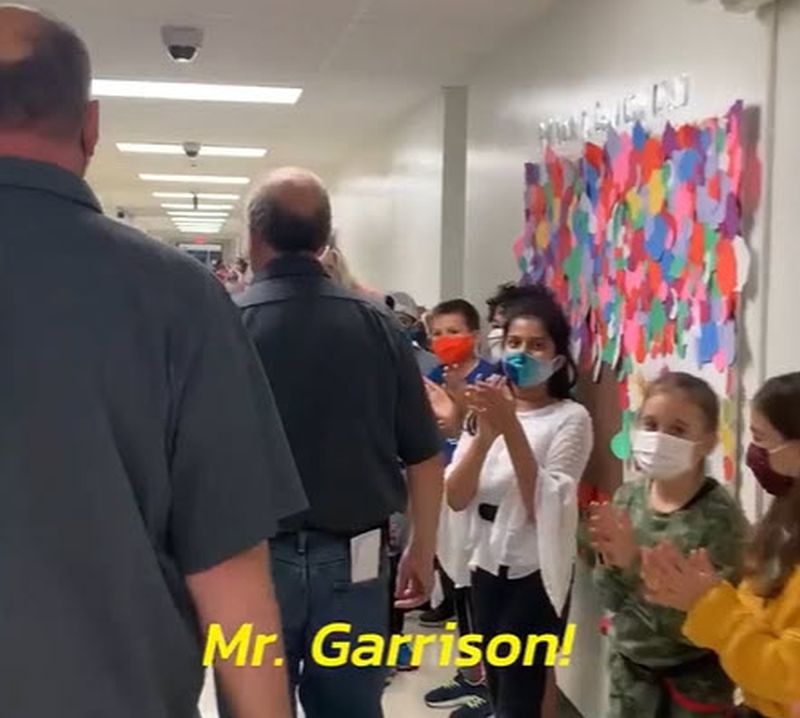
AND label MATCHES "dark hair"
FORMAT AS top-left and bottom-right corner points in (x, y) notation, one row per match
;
(431, 299), (481, 333)
(487, 282), (567, 324)
(0, 9), (91, 138)
(501, 285), (576, 400)
(747, 373), (800, 599)
(248, 189), (332, 254)
(642, 372), (720, 434)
